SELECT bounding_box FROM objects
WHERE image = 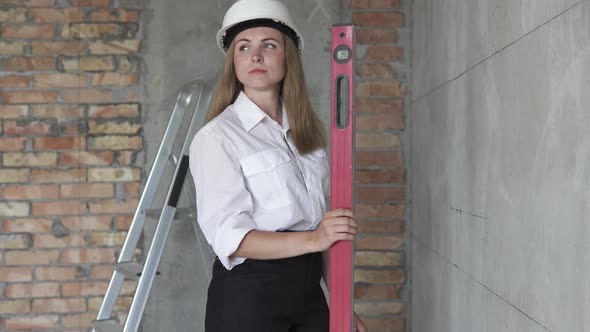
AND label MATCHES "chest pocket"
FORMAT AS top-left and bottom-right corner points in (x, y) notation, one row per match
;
(239, 149), (292, 208)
